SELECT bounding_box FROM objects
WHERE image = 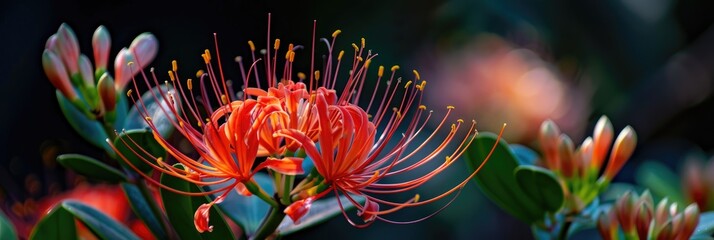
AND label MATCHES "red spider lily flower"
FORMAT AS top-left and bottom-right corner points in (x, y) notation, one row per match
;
(111, 14), (499, 231)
